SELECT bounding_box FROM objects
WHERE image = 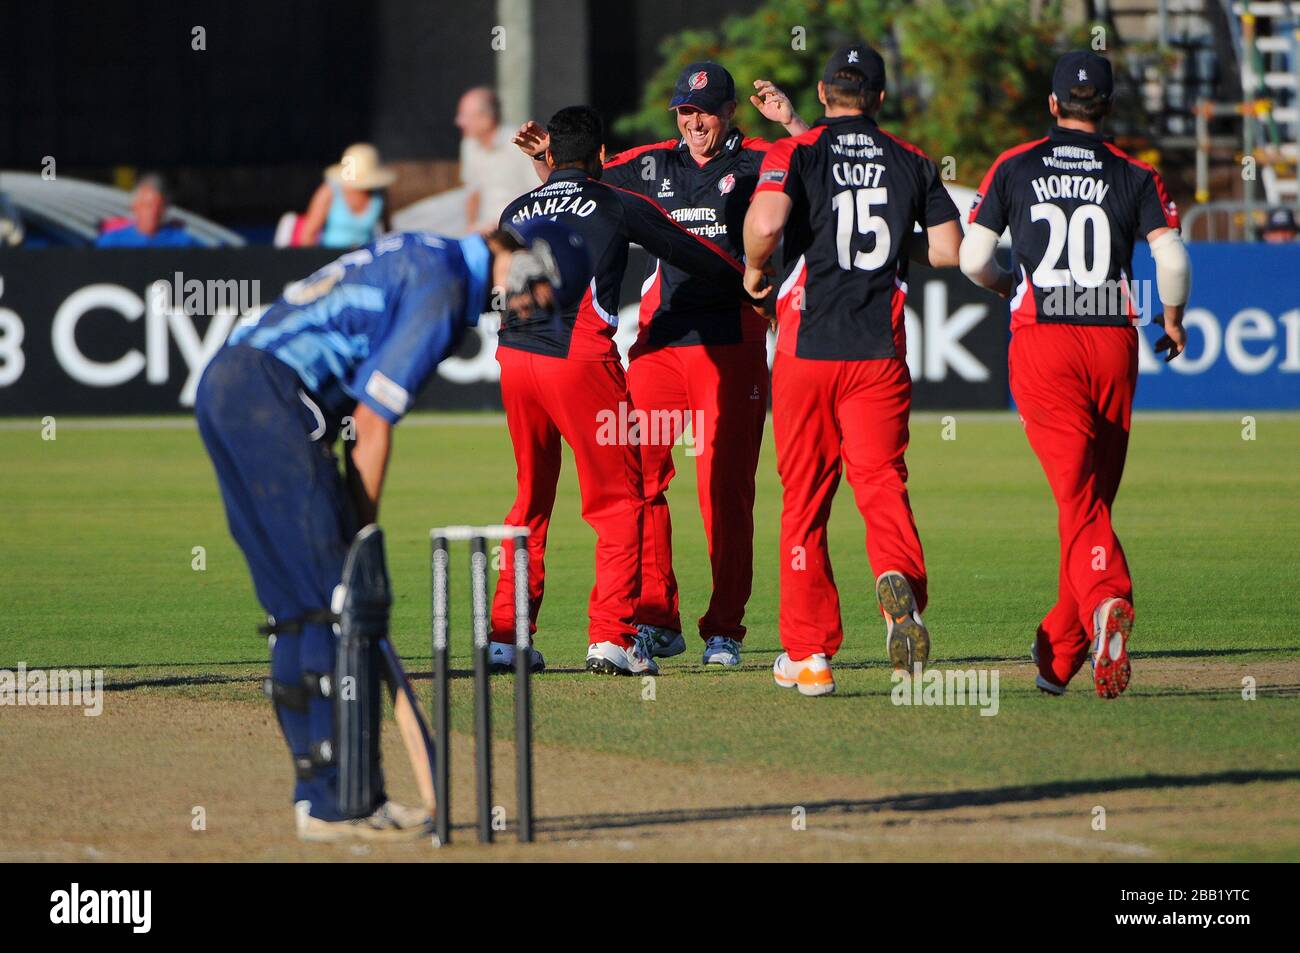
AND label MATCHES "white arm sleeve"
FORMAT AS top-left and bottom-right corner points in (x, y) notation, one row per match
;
(958, 223), (1007, 290)
(1149, 229), (1191, 307)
